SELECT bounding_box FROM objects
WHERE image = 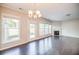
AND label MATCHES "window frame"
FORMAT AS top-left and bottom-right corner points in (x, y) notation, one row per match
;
(29, 23), (36, 39)
(44, 24), (49, 35)
(48, 24), (52, 34)
(39, 23), (45, 35)
(1, 15), (21, 44)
